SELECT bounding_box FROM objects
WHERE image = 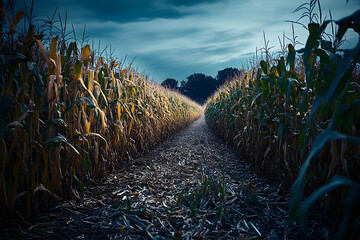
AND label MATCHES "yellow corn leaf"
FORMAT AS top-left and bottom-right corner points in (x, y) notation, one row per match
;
(82, 107), (87, 127)
(125, 79), (136, 86)
(48, 56), (57, 75)
(128, 118), (133, 133)
(89, 132), (108, 148)
(111, 71), (116, 88)
(120, 69), (125, 81)
(88, 70), (94, 92)
(78, 77), (98, 106)
(131, 103), (135, 115)
(117, 79), (121, 97)
(1, 9), (25, 34)
(81, 44), (91, 61)
(93, 83), (108, 105)
(49, 36), (57, 60)
(116, 125), (120, 142)
(117, 102), (121, 120)
(47, 75), (55, 101)
(34, 184), (62, 200)
(13, 10), (25, 28)
(109, 89), (113, 100)
(104, 77), (109, 89)
(55, 54), (62, 79)
(33, 38), (48, 61)
(112, 63), (119, 70)
(86, 122), (91, 134)
(96, 57), (103, 72)
(100, 110), (107, 132)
